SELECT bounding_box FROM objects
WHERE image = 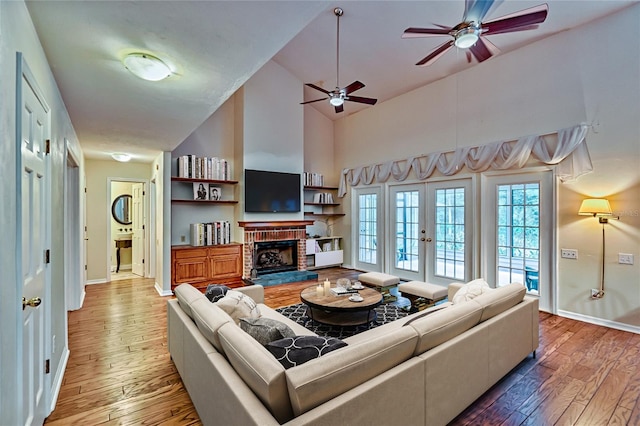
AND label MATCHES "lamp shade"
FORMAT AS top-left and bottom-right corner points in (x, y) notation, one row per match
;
(578, 199), (612, 216)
